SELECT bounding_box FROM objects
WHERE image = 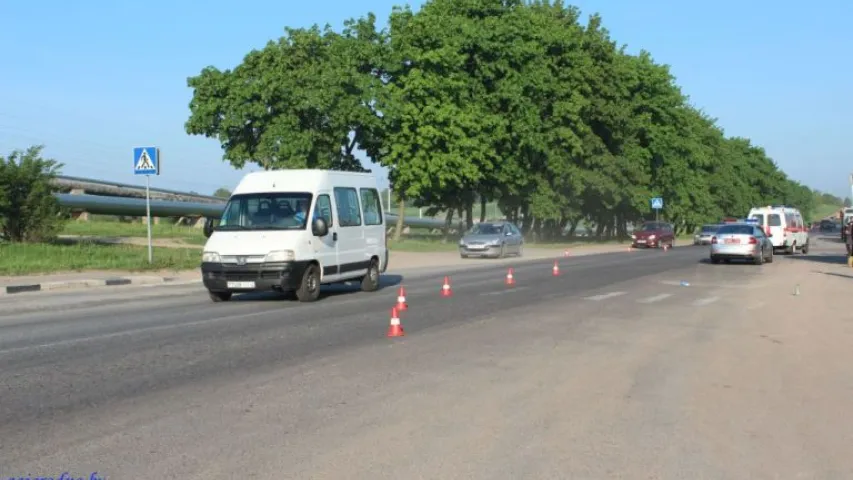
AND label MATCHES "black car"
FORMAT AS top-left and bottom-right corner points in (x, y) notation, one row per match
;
(820, 219), (835, 232)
